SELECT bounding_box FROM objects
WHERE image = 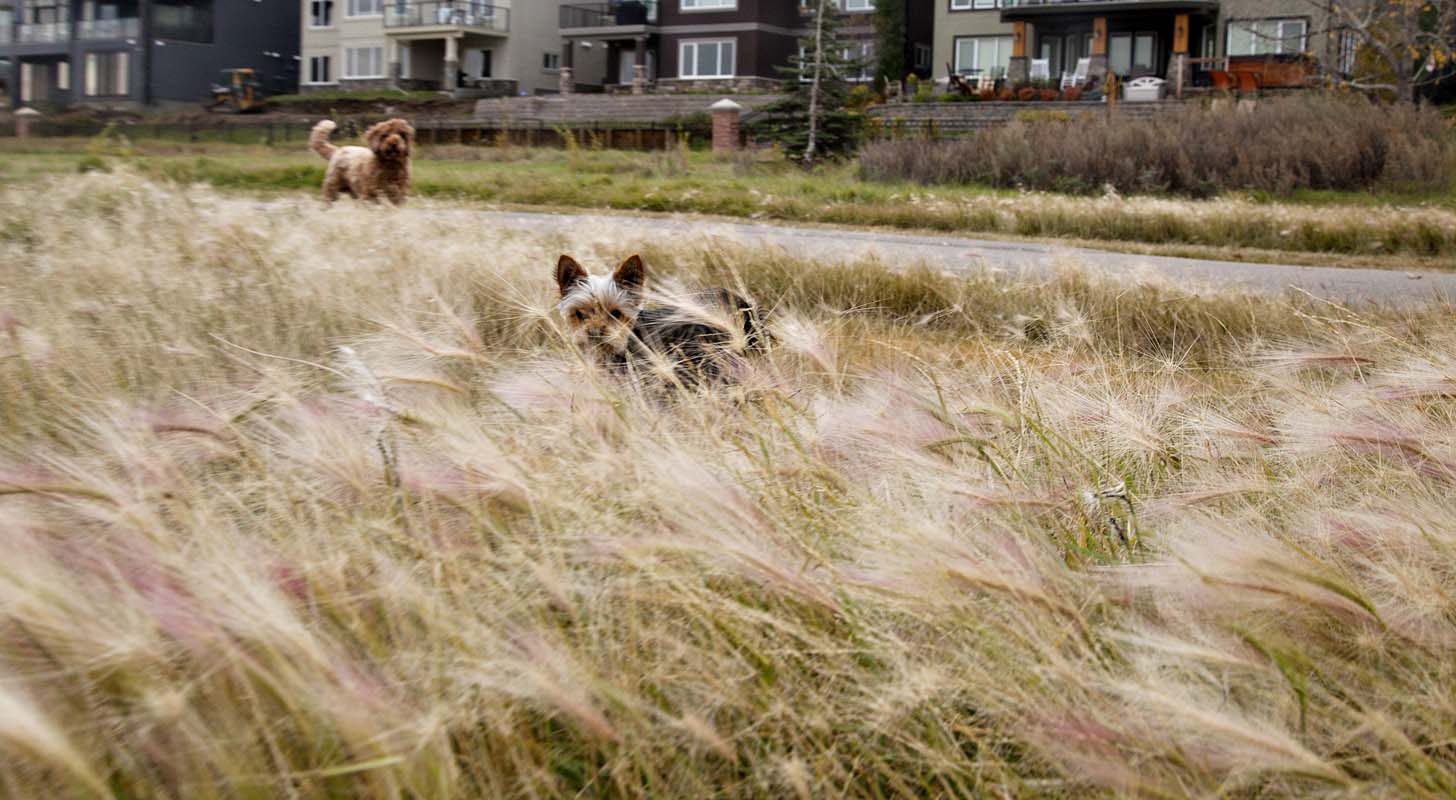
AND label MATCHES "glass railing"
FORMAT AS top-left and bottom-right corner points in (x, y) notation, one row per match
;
(17, 22), (68, 43)
(385, 1), (508, 31)
(560, 1), (658, 29)
(77, 17), (140, 39)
